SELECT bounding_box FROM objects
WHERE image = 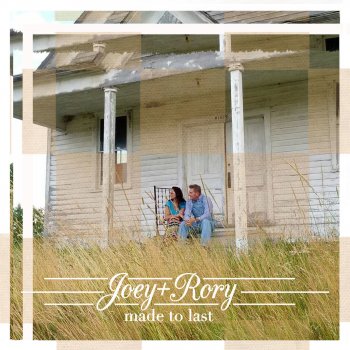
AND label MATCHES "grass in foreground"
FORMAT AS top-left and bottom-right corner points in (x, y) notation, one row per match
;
(26, 236), (339, 340)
